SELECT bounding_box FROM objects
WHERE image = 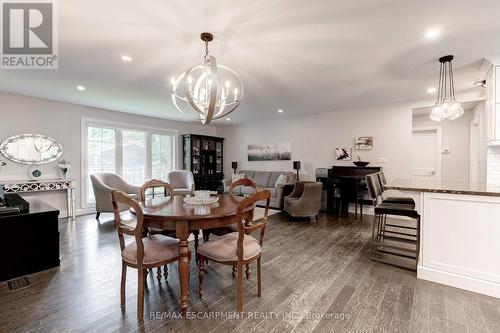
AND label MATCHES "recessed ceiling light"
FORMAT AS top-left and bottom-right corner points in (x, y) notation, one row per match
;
(121, 55), (132, 62)
(427, 87), (436, 94)
(226, 117), (231, 121)
(278, 109), (284, 113)
(77, 85), (86, 91)
(425, 28), (441, 40)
